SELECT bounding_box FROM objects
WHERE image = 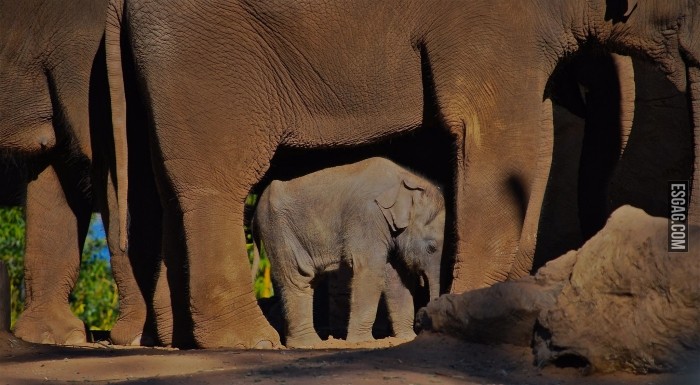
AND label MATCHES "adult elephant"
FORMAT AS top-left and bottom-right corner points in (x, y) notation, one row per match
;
(0, 0), (164, 346)
(533, 49), (694, 270)
(107, 0), (700, 348)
